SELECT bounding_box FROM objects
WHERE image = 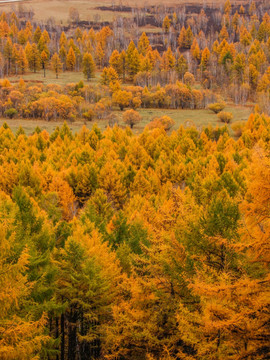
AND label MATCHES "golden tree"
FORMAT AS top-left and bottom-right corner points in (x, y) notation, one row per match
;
(50, 53), (62, 79)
